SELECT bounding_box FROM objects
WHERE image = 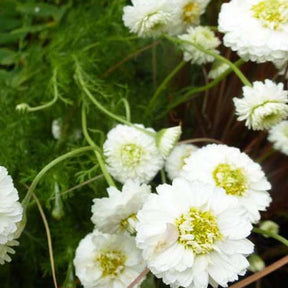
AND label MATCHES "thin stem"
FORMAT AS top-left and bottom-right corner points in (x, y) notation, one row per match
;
(128, 267), (150, 288)
(161, 169), (167, 184)
(179, 138), (223, 144)
(81, 105), (115, 187)
(117, 98), (131, 122)
(253, 228), (288, 247)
